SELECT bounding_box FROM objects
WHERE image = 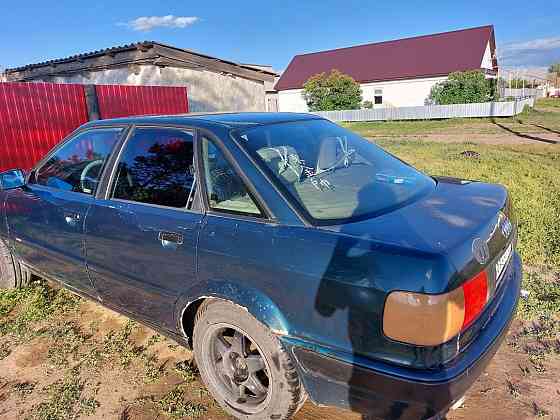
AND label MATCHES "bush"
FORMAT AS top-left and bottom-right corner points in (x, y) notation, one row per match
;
(302, 70), (362, 111)
(362, 100), (373, 109)
(429, 71), (493, 105)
